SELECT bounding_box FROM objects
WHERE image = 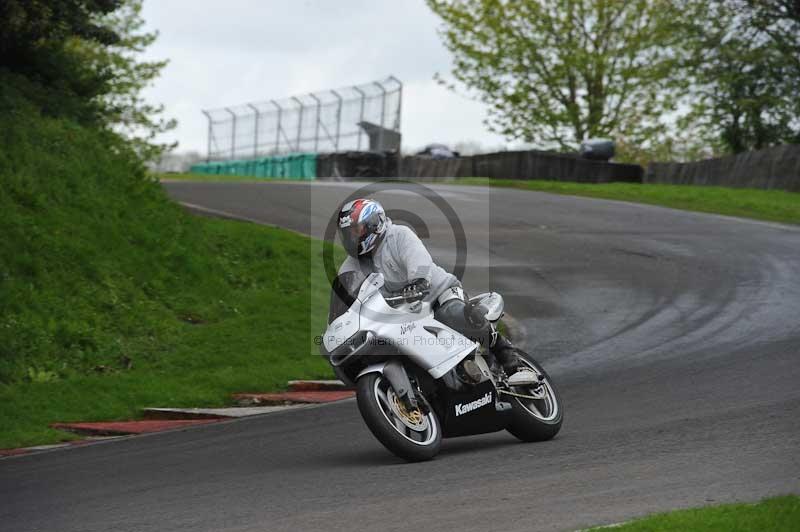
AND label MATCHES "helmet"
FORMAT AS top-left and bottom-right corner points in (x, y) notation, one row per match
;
(338, 198), (387, 257)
